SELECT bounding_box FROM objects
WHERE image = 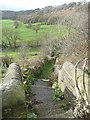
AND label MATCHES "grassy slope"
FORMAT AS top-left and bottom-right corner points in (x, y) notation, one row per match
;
(1, 20), (72, 61)
(2, 20), (70, 43)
